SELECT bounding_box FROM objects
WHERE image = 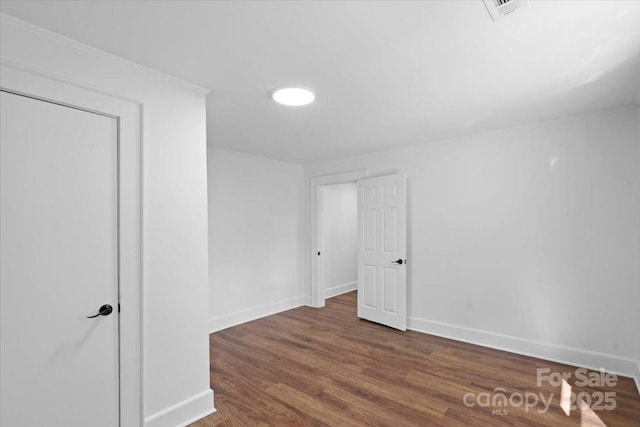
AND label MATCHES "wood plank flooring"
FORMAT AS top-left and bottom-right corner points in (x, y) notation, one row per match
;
(191, 292), (640, 426)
